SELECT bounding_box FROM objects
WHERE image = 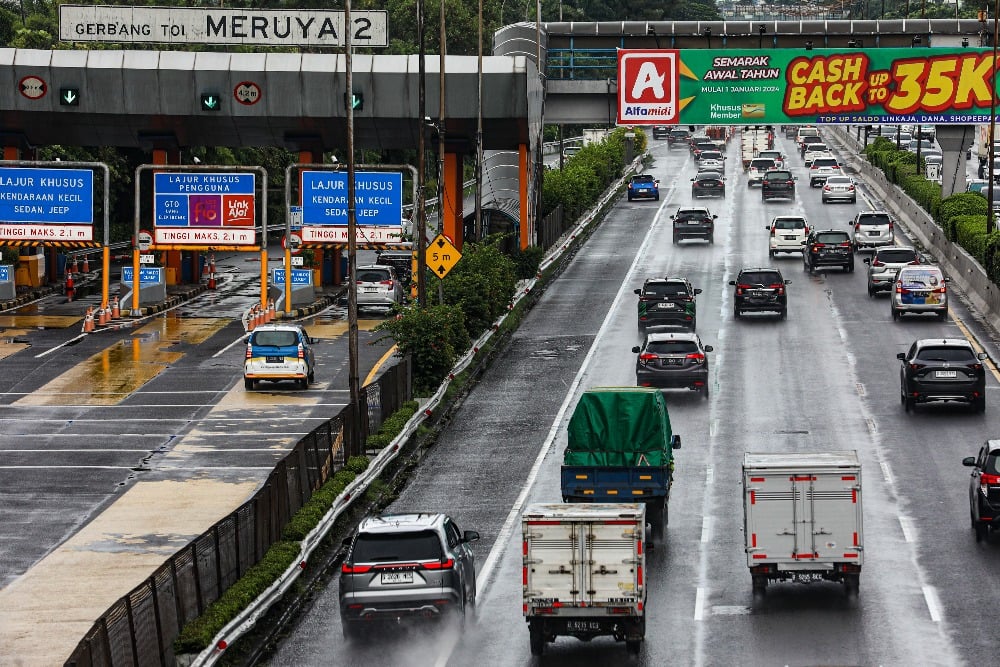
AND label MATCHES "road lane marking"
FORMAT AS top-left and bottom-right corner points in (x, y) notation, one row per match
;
(899, 516), (915, 543)
(952, 313), (1000, 383)
(694, 587), (706, 620)
(880, 460), (895, 486)
(35, 333), (88, 358)
(922, 586), (943, 622)
(364, 344), (398, 386)
(701, 517), (712, 543)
